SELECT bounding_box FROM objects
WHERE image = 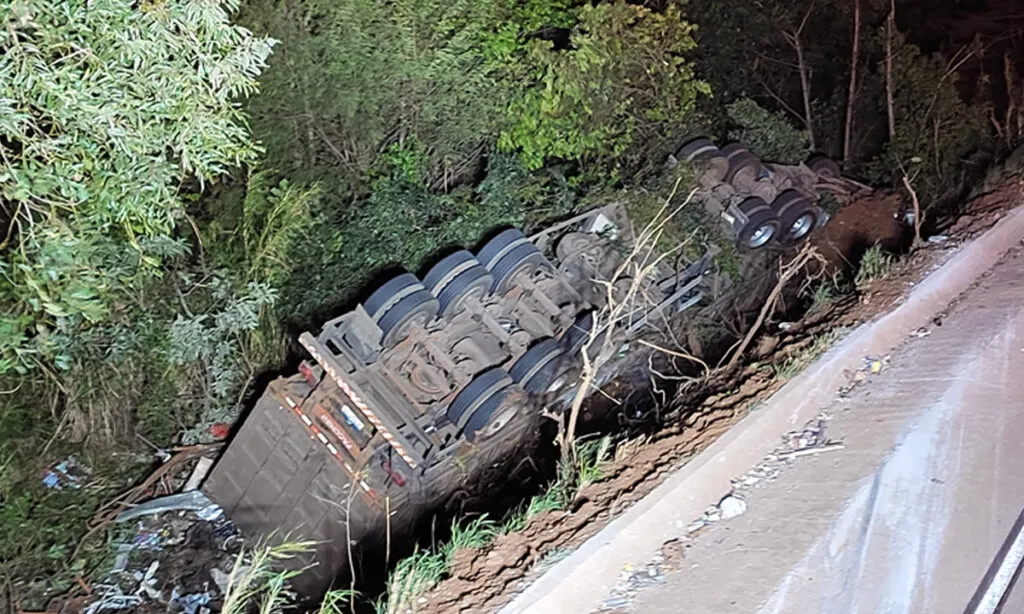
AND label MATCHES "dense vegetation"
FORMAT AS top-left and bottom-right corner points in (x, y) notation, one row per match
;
(1, 0), (1020, 606)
